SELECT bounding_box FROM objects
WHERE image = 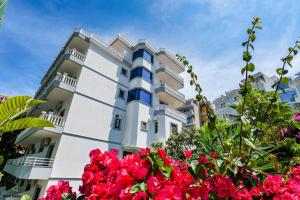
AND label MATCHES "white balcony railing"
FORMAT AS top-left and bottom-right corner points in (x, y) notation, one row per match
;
(36, 72), (77, 97)
(156, 66), (184, 84)
(65, 47), (86, 61)
(155, 84), (185, 100)
(7, 157), (54, 168)
(40, 112), (65, 126)
(56, 72), (77, 87)
(154, 105), (186, 122)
